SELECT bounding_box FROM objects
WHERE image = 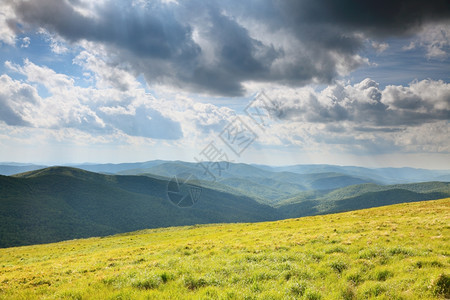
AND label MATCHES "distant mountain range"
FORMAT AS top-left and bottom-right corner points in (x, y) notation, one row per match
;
(0, 161), (449, 247)
(1, 161), (449, 183)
